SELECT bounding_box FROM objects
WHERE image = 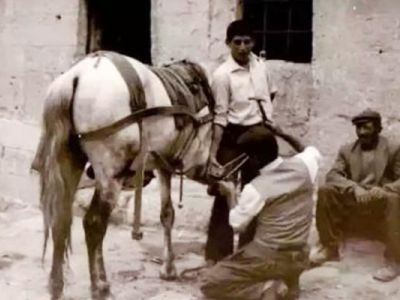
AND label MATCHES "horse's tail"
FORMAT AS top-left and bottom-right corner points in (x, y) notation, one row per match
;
(34, 74), (87, 260)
